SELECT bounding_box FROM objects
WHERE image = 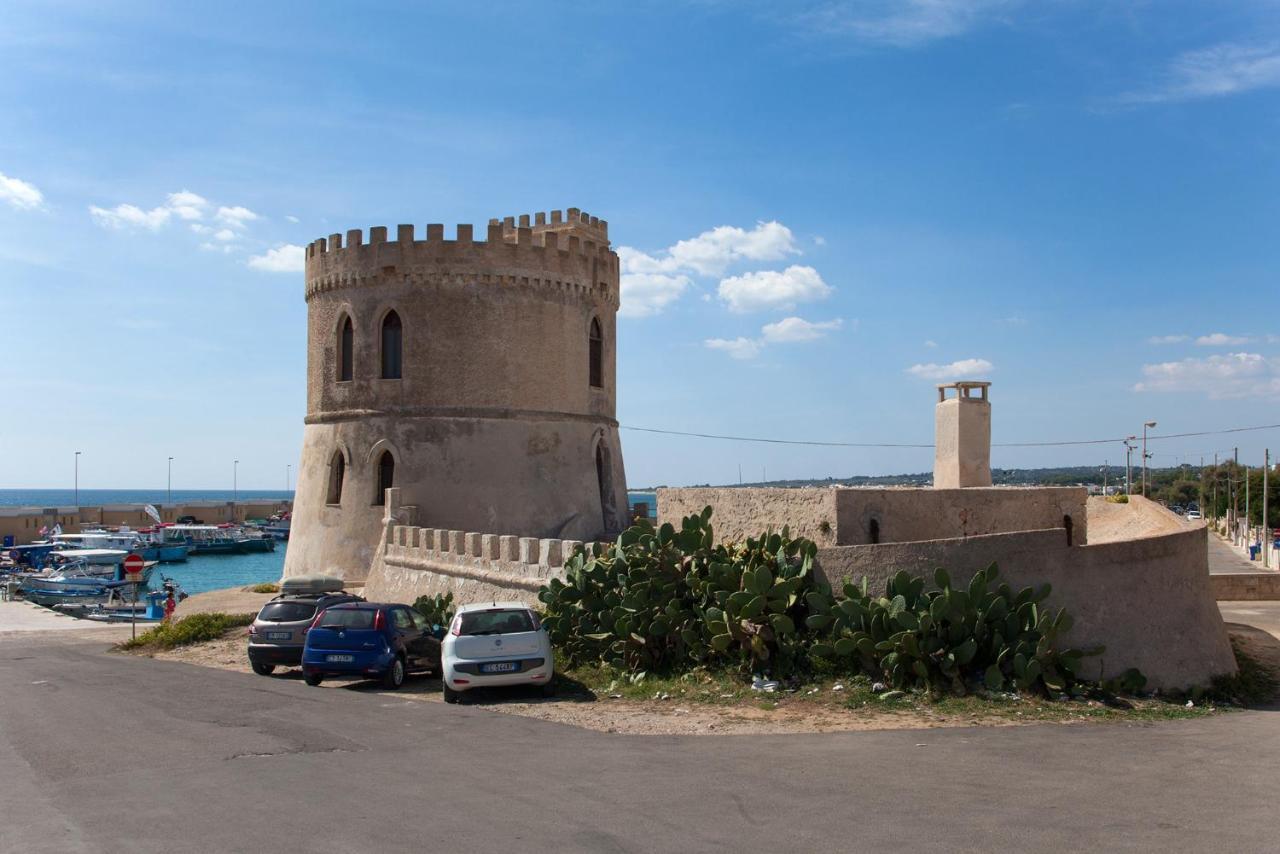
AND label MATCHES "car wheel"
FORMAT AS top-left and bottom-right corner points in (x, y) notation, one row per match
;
(382, 656), (406, 690)
(304, 672), (323, 687)
(443, 683), (461, 704)
(251, 661), (275, 676)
